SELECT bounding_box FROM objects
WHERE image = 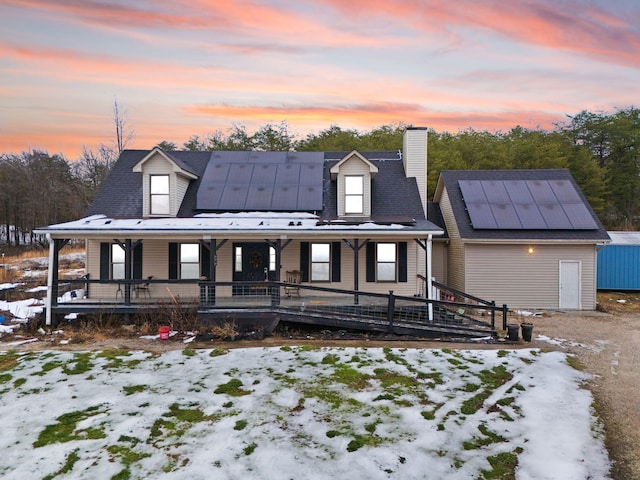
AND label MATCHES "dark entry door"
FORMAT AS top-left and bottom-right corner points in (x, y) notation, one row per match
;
(233, 243), (271, 295)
